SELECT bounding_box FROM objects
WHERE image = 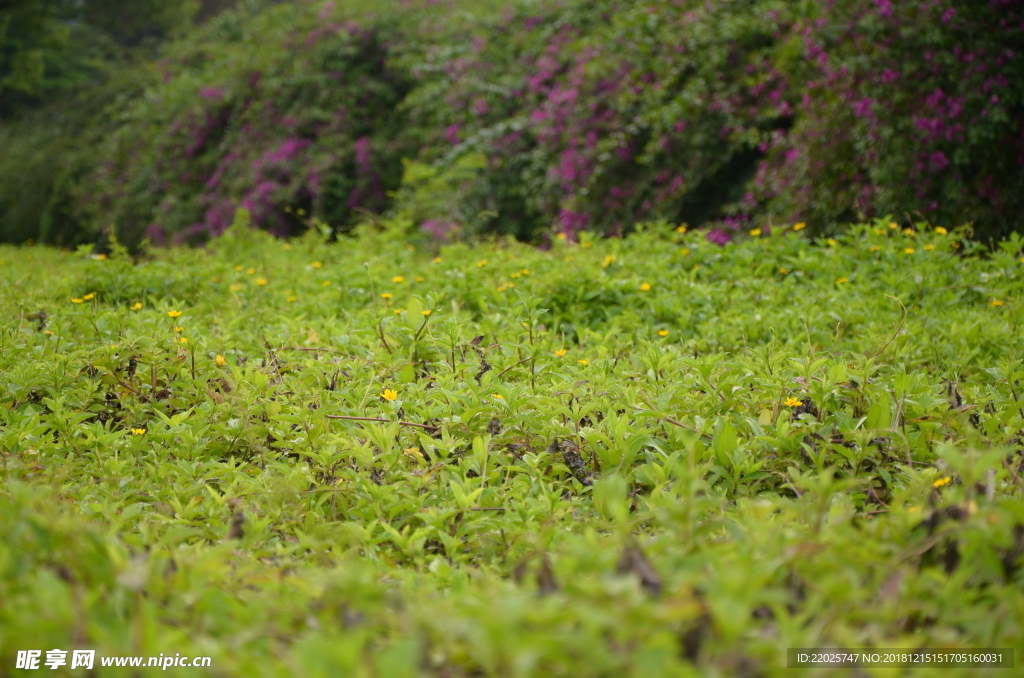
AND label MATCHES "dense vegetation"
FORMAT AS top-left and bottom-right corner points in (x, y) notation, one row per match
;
(1, 218), (1023, 675)
(1, 0), (1022, 247)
